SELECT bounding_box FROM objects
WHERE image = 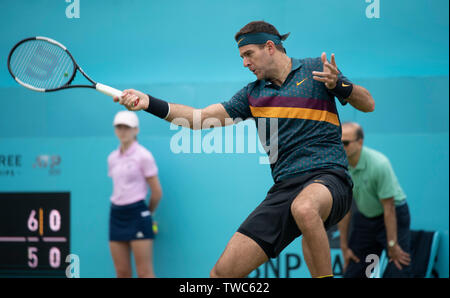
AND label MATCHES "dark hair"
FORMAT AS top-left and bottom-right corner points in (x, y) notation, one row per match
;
(355, 126), (364, 140)
(342, 122), (364, 140)
(235, 21), (289, 54)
